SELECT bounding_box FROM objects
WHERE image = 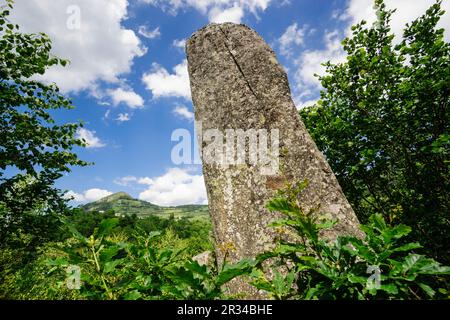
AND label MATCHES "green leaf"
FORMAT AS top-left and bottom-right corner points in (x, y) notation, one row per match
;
(391, 242), (422, 253)
(266, 198), (295, 214)
(147, 231), (162, 239)
(103, 259), (122, 273)
(347, 274), (368, 285)
(185, 260), (209, 278)
(99, 246), (121, 263)
(305, 284), (323, 300)
(401, 254), (422, 273)
(216, 259), (254, 287)
(316, 219), (338, 230)
(368, 214), (387, 232)
(417, 283), (435, 298)
(123, 290), (142, 300)
(380, 224), (411, 244)
(402, 254), (450, 275)
(347, 238), (376, 262)
(45, 257), (69, 266)
(97, 218), (119, 236)
(380, 283), (398, 295)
